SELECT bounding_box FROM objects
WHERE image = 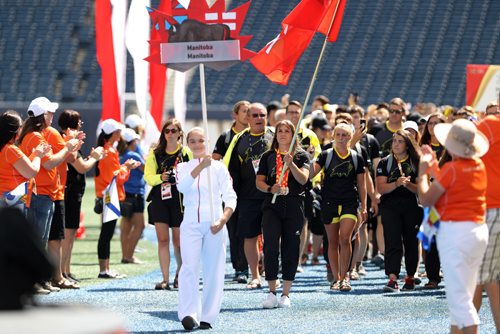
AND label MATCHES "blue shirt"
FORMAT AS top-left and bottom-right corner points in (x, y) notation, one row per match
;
(120, 150), (146, 195)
